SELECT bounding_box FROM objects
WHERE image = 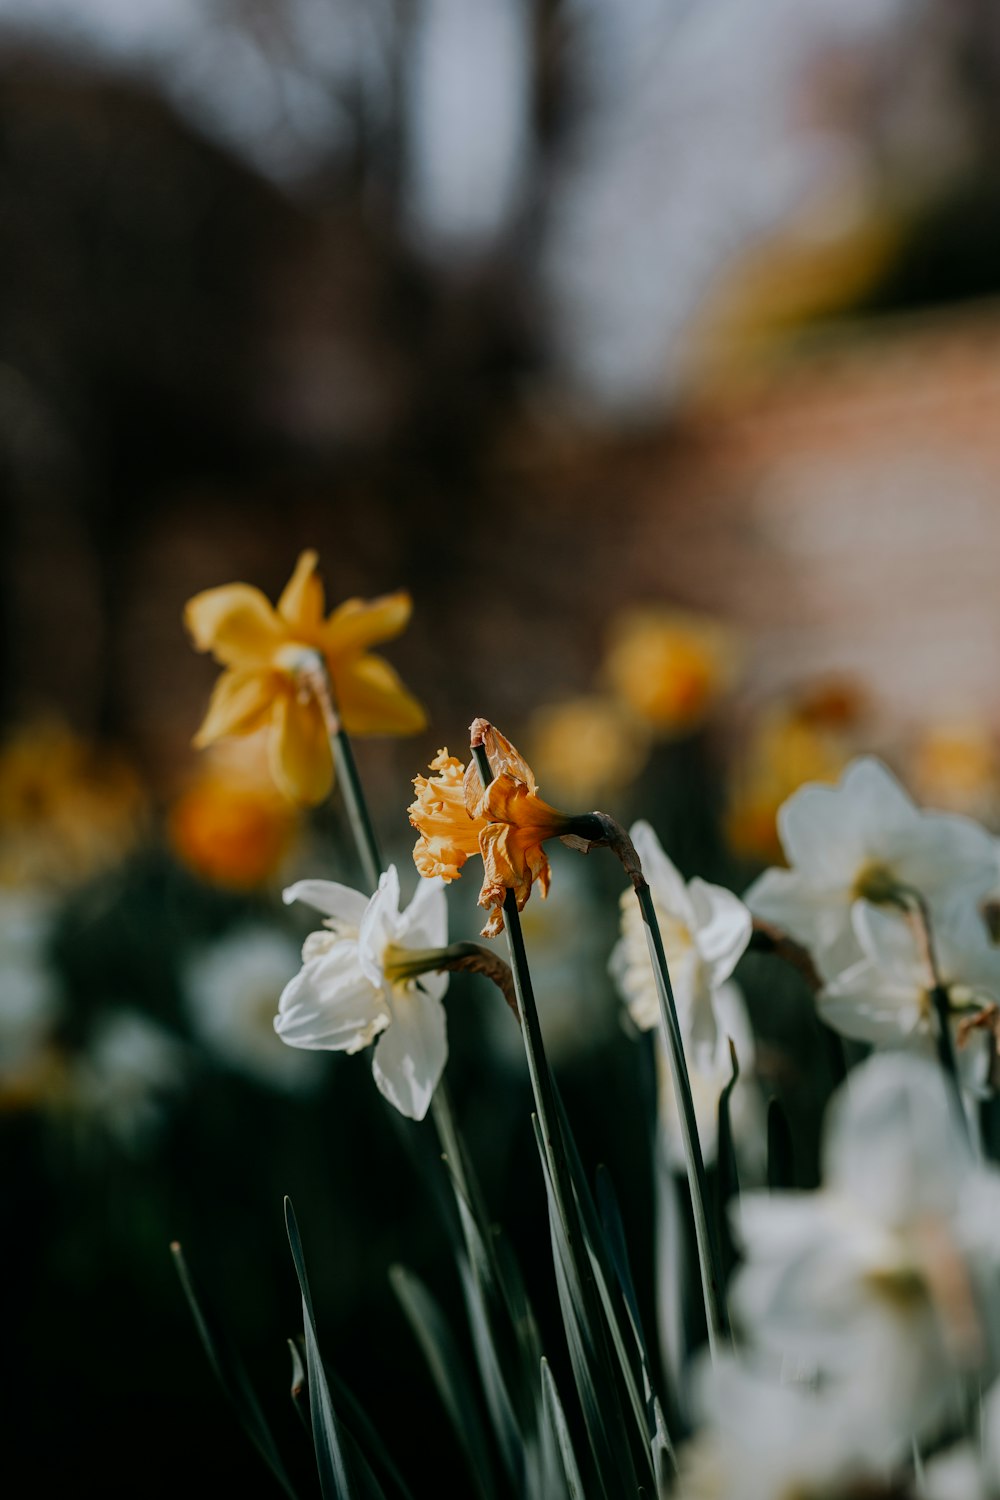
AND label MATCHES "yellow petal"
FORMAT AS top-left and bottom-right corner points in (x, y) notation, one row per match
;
(184, 584), (285, 667)
(268, 694), (333, 805)
(277, 550), (325, 633)
(324, 591), (413, 656)
(481, 722), (537, 794)
(192, 668), (277, 748)
(333, 652), (427, 736)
